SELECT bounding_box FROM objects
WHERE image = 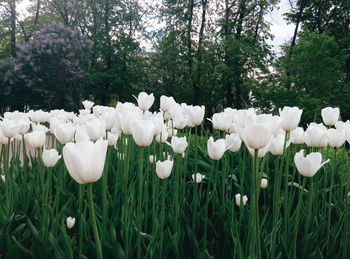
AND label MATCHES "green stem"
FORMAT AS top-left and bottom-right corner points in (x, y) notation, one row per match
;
(137, 147), (144, 259)
(87, 183), (102, 259)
